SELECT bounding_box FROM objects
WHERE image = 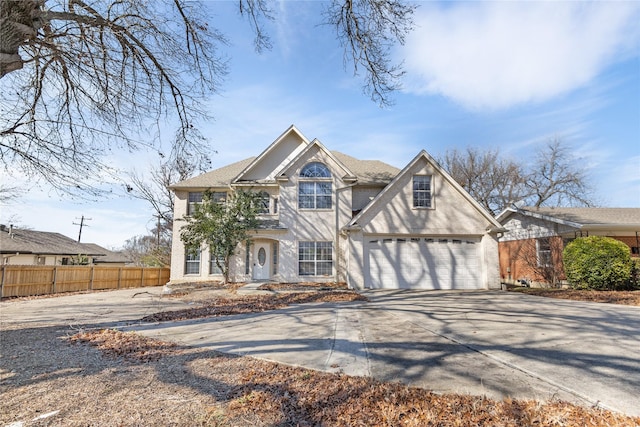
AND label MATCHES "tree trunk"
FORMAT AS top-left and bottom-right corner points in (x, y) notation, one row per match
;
(0, 0), (42, 78)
